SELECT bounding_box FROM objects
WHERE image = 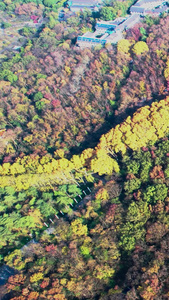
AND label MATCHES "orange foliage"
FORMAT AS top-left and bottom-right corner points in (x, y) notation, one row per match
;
(150, 165), (164, 179)
(27, 292), (39, 300)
